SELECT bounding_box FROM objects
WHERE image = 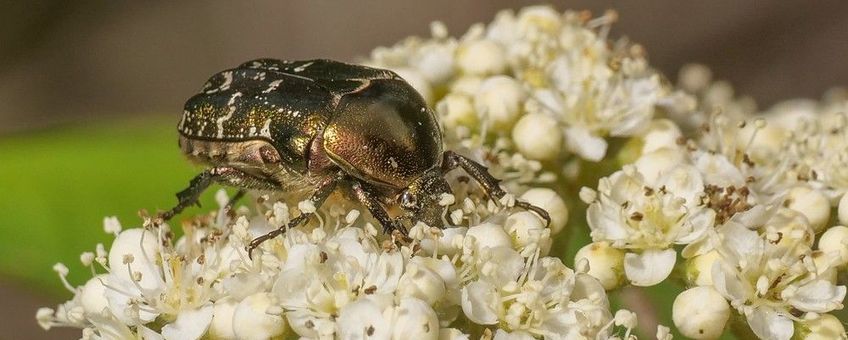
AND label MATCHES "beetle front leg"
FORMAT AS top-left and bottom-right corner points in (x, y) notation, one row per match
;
(351, 181), (407, 235)
(442, 151), (551, 225)
(160, 167), (281, 221)
(247, 175), (339, 258)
